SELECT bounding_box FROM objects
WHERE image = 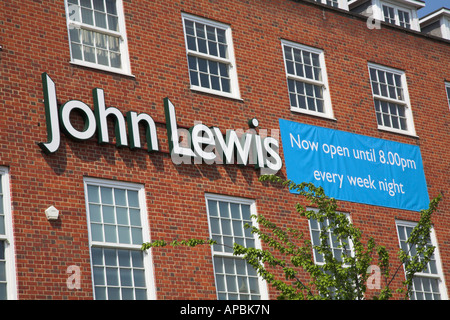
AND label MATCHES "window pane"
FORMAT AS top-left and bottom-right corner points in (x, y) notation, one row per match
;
(129, 209), (141, 226)
(399, 10), (411, 29)
(127, 191), (139, 208)
(446, 86), (450, 108)
(116, 207), (128, 225)
(0, 214), (4, 236)
(66, 0), (125, 70)
(221, 219), (232, 235)
(120, 269), (132, 286)
(113, 189), (126, 206)
(241, 205), (250, 221)
(131, 251), (144, 268)
(87, 185), (100, 202)
(198, 58), (208, 73)
(118, 250), (131, 267)
(196, 22), (205, 38)
(396, 223), (443, 300)
(185, 19), (195, 35)
(104, 225), (117, 242)
(284, 44), (326, 114)
(197, 38), (208, 54)
(107, 15), (118, 31)
(230, 203), (241, 219)
(86, 183), (145, 261)
(221, 78), (230, 93)
(91, 223), (103, 241)
(183, 17), (234, 95)
(217, 29), (226, 43)
(208, 40), (218, 57)
(286, 61), (294, 75)
(305, 65), (313, 79)
(104, 248), (117, 266)
(200, 73), (210, 88)
(207, 197), (262, 300)
(209, 218), (220, 235)
(83, 45), (95, 62)
(91, 247), (103, 265)
(89, 204), (101, 222)
(110, 52), (121, 68)
(383, 5), (395, 24)
(209, 60), (218, 75)
(208, 200), (218, 217)
(93, 0), (105, 11)
(370, 65), (410, 131)
(100, 187), (113, 204)
(90, 247), (147, 300)
(69, 27), (81, 44)
(102, 205), (115, 224)
(213, 256), (260, 300)
(313, 67), (321, 81)
(131, 227), (143, 245)
(219, 63), (229, 77)
(0, 242), (5, 283)
(186, 35), (196, 51)
(118, 226), (131, 244)
(109, 36), (120, 52)
(97, 48), (109, 66)
(105, 0), (117, 15)
(95, 11), (107, 29)
(81, 7), (94, 25)
(133, 269), (146, 287)
(80, 0), (91, 8)
(218, 202), (229, 218)
(309, 216), (352, 264)
(0, 176), (10, 300)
